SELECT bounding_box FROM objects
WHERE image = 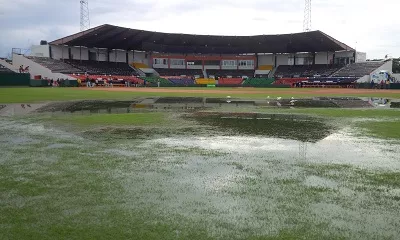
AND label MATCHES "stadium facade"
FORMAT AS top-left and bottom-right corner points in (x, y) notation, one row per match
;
(8, 24), (394, 86)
